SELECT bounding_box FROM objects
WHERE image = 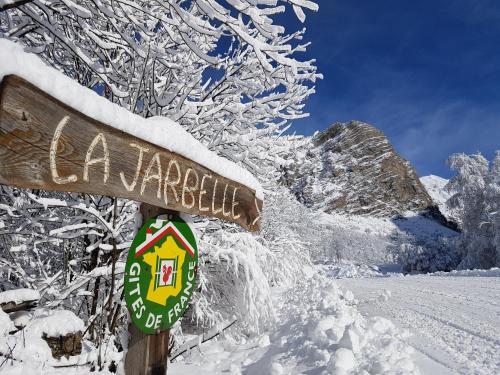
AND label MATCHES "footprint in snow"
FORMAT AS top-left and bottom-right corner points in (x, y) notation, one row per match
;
(378, 289), (392, 302)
